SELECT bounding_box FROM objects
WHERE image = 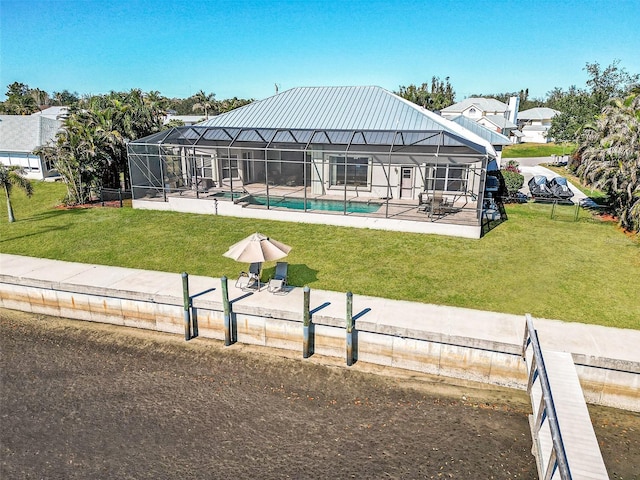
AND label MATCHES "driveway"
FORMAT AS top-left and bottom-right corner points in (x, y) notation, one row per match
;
(507, 156), (586, 202)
